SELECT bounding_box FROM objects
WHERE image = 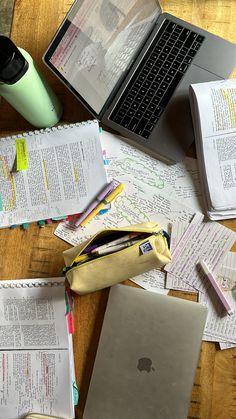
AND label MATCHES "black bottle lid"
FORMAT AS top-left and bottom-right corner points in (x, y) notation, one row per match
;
(0, 36), (28, 84)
